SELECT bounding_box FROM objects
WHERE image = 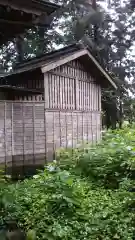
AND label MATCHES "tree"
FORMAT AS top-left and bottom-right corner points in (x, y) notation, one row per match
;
(1, 0), (135, 128)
